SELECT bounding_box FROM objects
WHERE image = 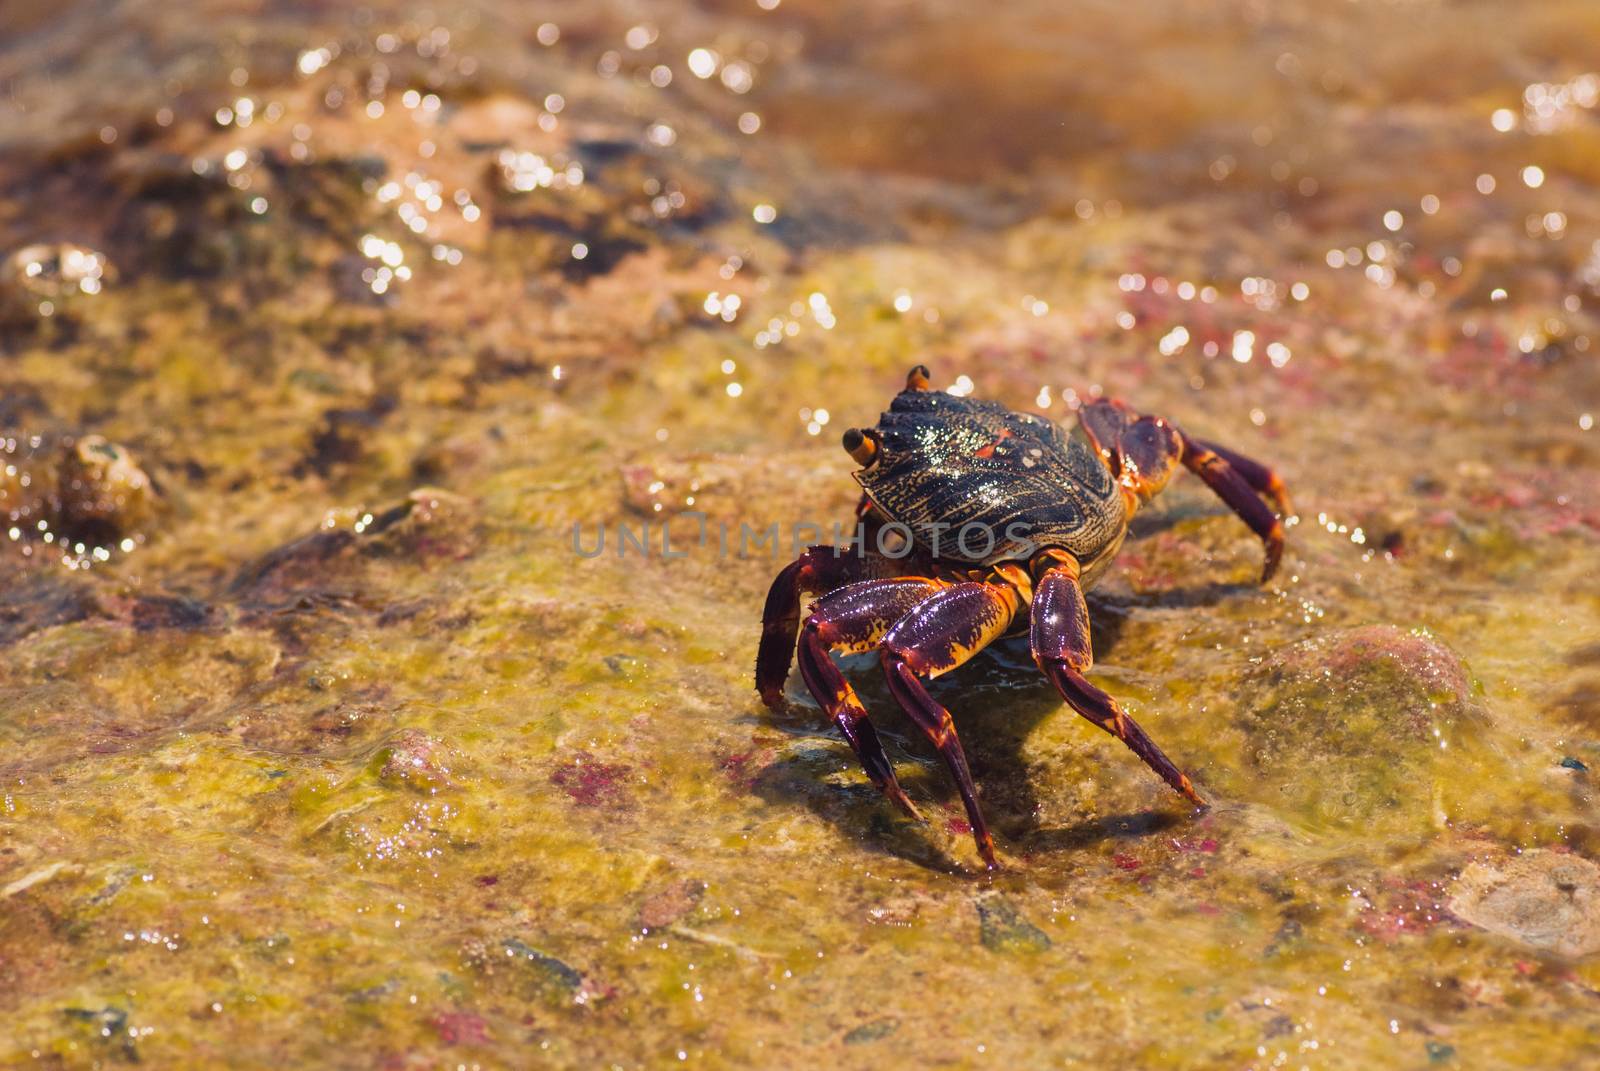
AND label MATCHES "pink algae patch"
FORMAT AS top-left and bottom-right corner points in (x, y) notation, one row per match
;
(550, 751), (633, 808)
(431, 1012), (490, 1046)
